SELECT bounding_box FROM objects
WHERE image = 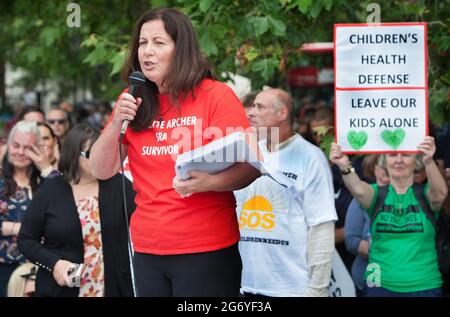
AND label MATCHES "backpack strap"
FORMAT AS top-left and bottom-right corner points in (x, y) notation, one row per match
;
(412, 183), (437, 230)
(370, 185), (389, 225)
